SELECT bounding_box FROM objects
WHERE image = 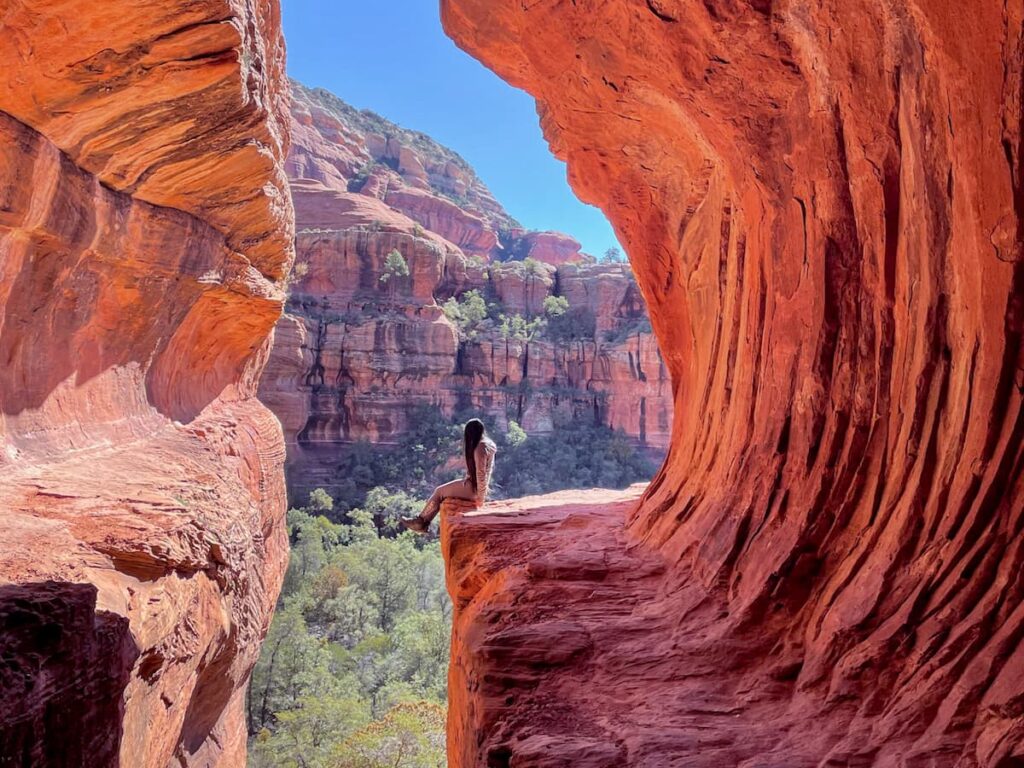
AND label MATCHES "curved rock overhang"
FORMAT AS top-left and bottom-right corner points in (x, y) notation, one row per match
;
(0, 2), (294, 766)
(440, 1), (1024, 765)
